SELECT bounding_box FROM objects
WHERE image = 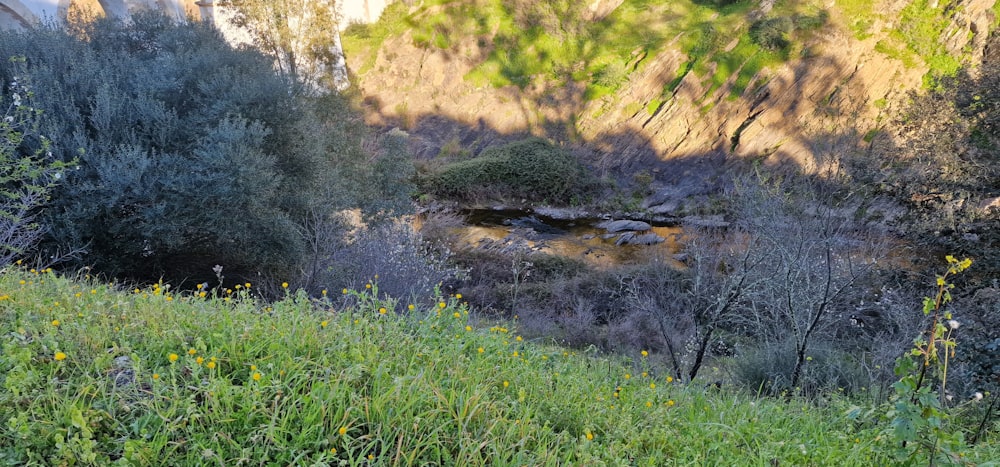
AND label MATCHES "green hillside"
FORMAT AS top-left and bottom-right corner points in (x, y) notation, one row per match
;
(1, 267), (997, 465)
